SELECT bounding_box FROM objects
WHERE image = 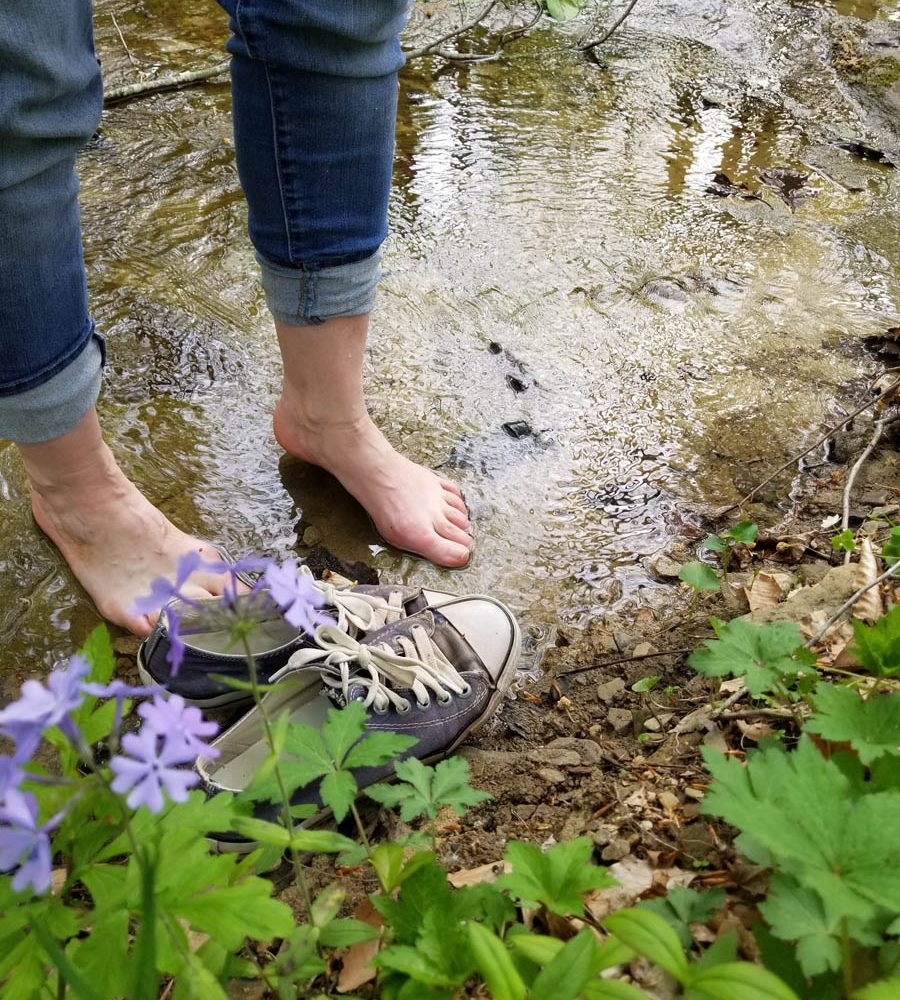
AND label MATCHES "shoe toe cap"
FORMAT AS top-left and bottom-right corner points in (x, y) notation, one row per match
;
(436, 596), (520, 684)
